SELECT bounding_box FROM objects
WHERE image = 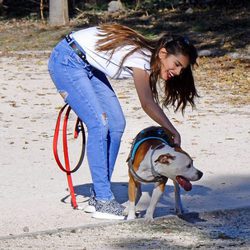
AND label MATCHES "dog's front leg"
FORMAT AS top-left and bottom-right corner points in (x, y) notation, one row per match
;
(135, 183), (142, 209)
(127, 175), (139, 220)
(145, 181), (166, 221)
(173, 180), (183, 215)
